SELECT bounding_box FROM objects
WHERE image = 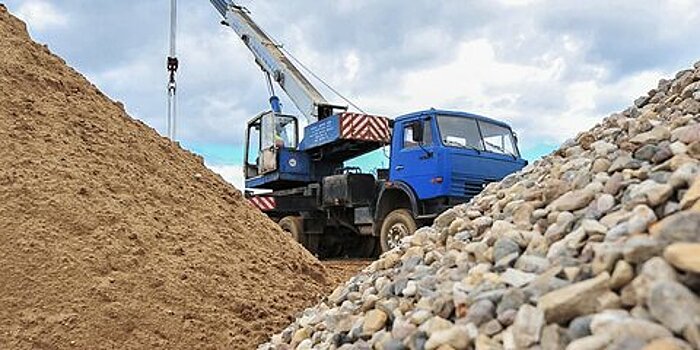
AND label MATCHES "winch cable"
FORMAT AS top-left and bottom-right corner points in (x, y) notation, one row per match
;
(279, 46), (367, 115)
(166, 0), (179, 139)
(252, 20), (366, 114)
